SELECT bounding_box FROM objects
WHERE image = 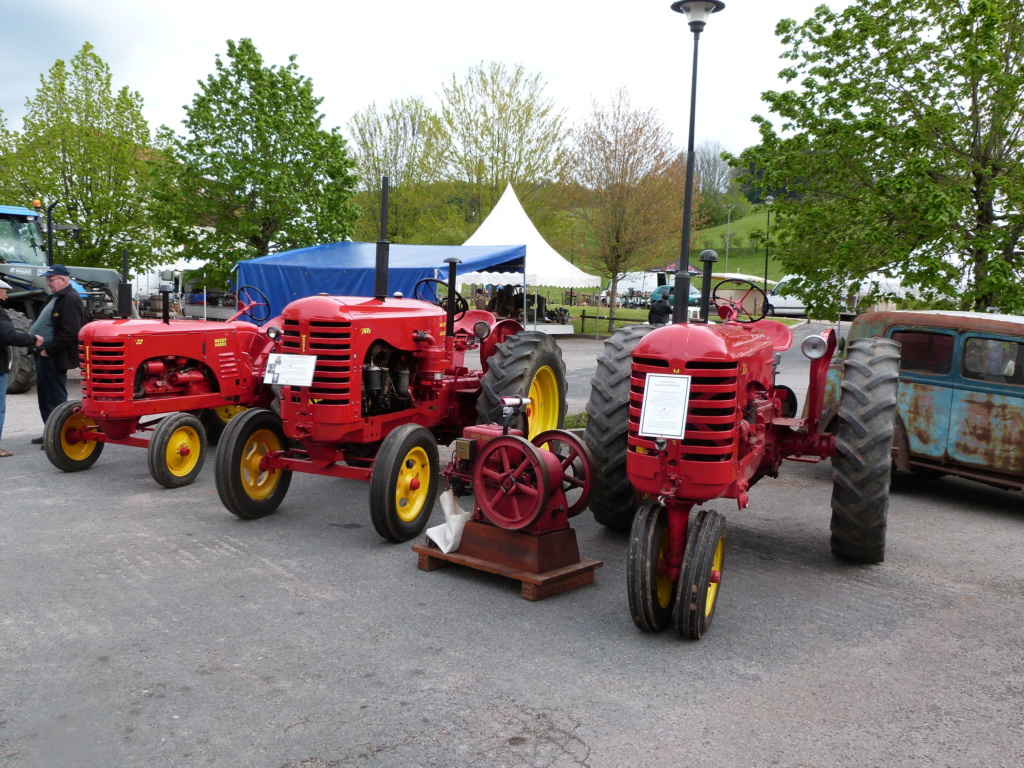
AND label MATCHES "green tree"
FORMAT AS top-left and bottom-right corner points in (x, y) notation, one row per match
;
(437, 62), (570, 238)
(734, 0), (1024, 314)
(347, 98), (463, 243)
(152, 38), (358, 288)
(570, 87), (693, 330)
(0, 43), (158, 271)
